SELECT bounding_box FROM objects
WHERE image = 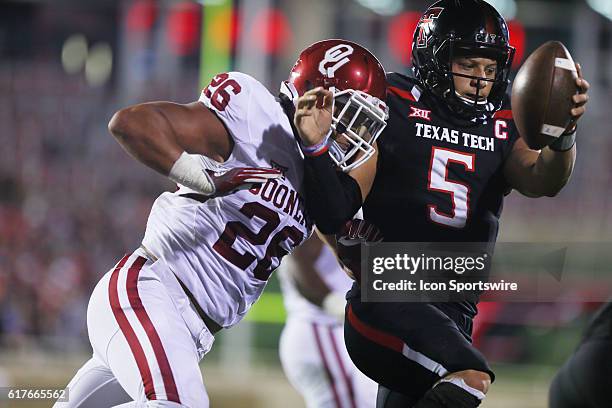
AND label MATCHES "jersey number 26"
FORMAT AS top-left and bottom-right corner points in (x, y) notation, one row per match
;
(213, 202), (304, 280)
